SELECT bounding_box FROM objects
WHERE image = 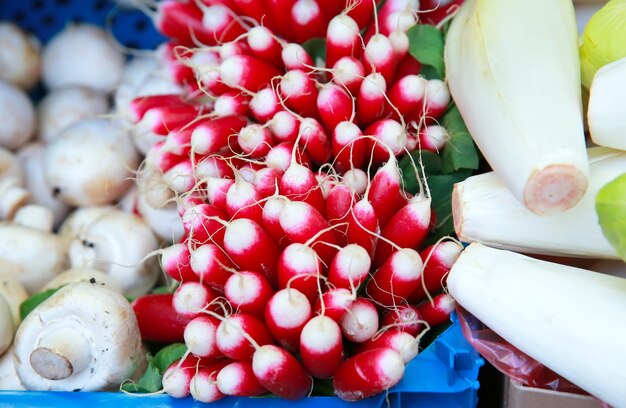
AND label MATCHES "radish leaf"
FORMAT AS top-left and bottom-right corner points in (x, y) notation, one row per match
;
(441, 105), (479, 173)
(408, 24), (445, 79)
(596, 173), (626, 261)
(153, 343), (188, 373)
(302, 38), (326, 66)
